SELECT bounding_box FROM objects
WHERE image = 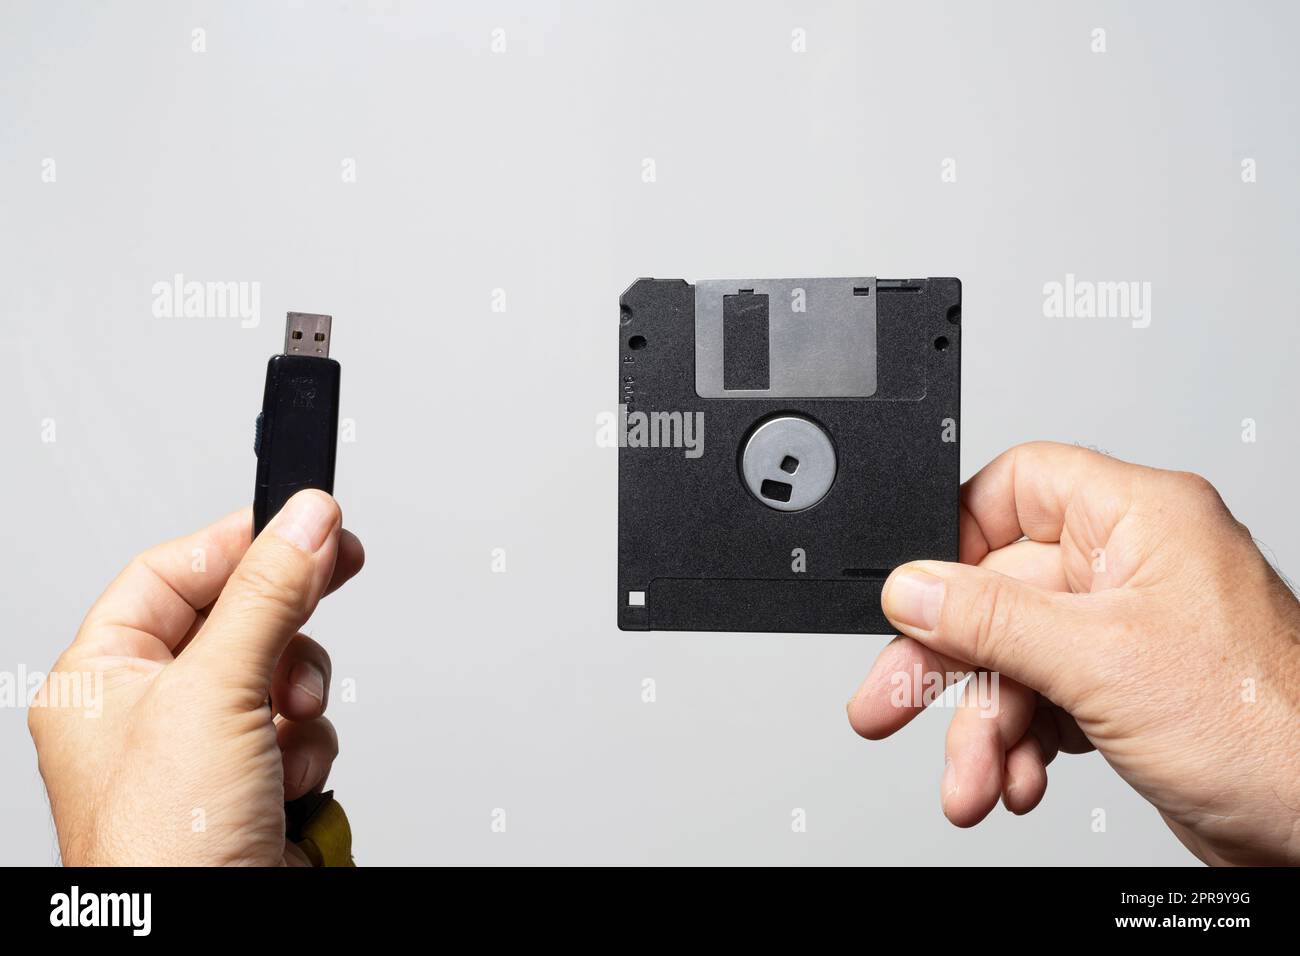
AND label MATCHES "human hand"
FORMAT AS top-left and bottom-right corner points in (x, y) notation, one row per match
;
(28, 490), (363, 866)
(846, 442), (1300, 865)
